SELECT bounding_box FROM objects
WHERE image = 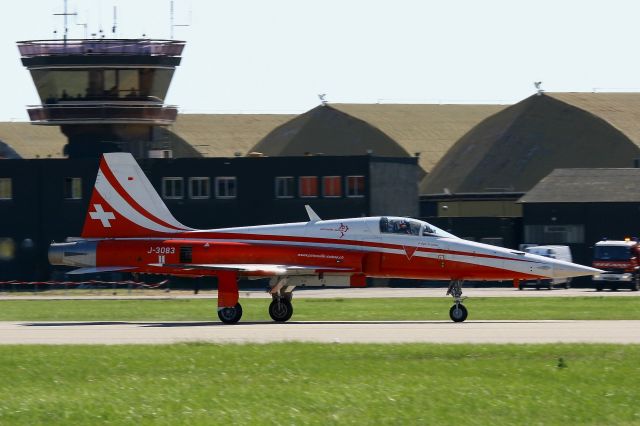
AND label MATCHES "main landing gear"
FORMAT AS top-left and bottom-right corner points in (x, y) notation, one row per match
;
(218, 303), (243, 324)
(446, 280), (468, 322)
(269, 277), (295, 322)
